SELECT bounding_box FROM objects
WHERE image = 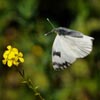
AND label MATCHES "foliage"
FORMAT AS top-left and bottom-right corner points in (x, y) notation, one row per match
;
(0, 0), (100, 100)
